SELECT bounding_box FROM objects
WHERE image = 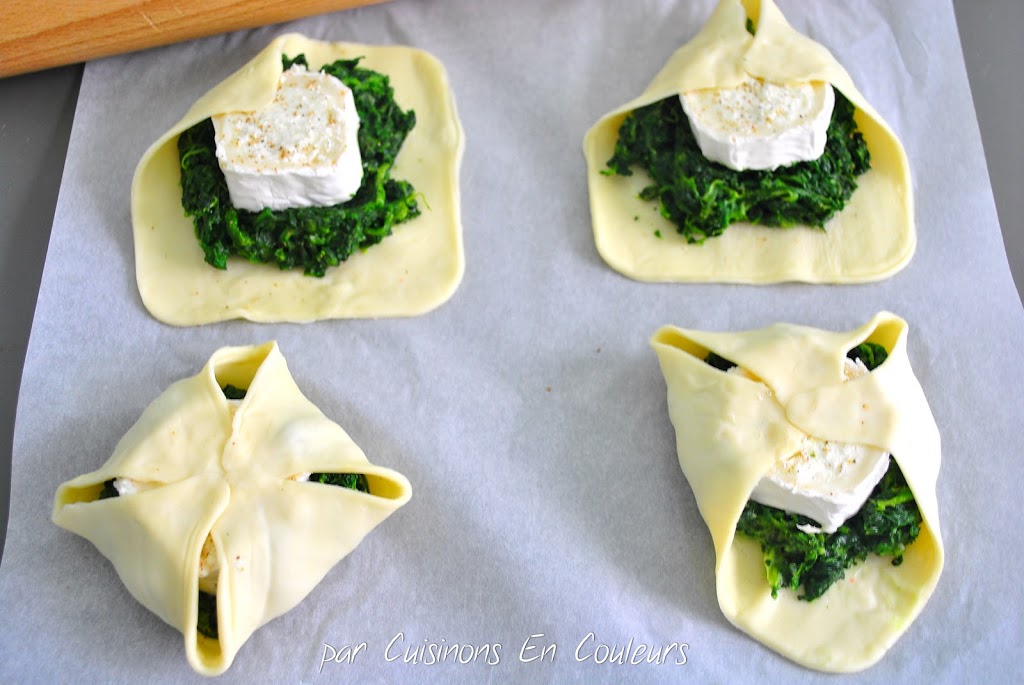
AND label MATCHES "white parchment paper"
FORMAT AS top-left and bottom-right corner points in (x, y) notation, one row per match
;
(3, 0), (1023, 682)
